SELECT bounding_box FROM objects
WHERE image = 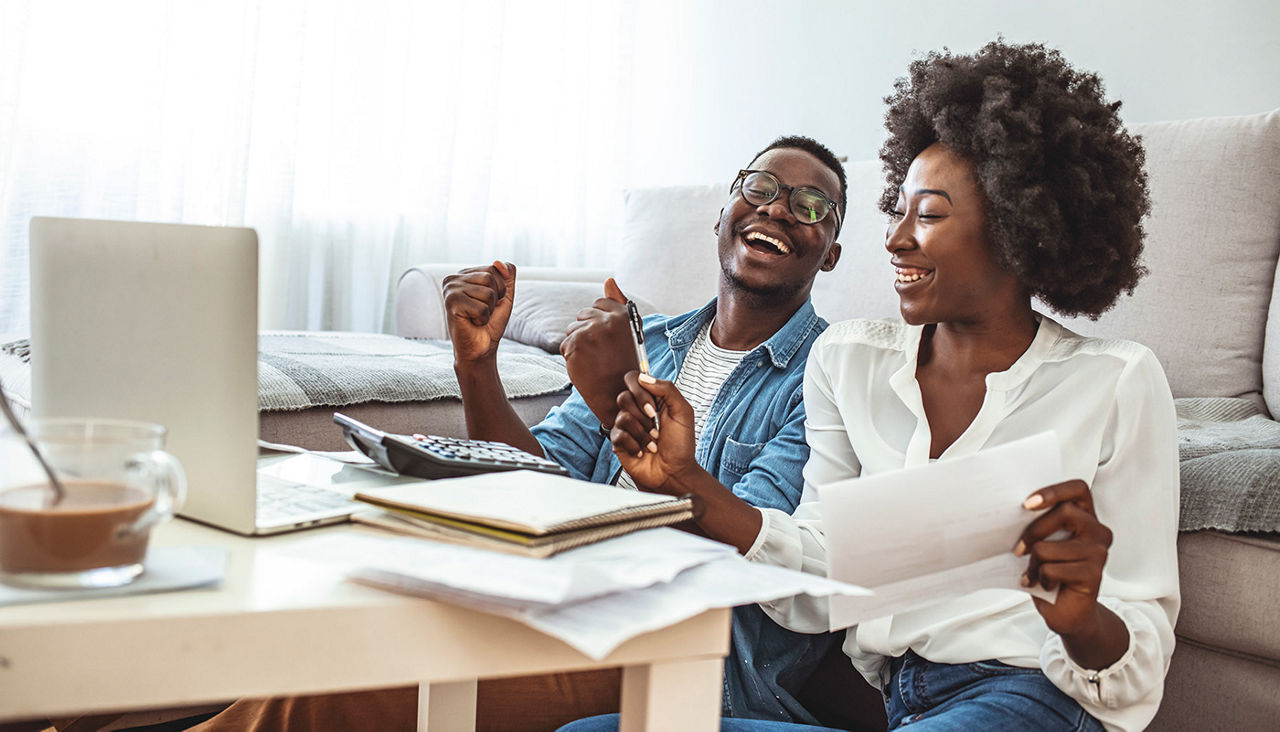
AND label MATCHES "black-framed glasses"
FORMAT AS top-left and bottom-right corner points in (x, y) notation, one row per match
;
(732, 169), (841, 229)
